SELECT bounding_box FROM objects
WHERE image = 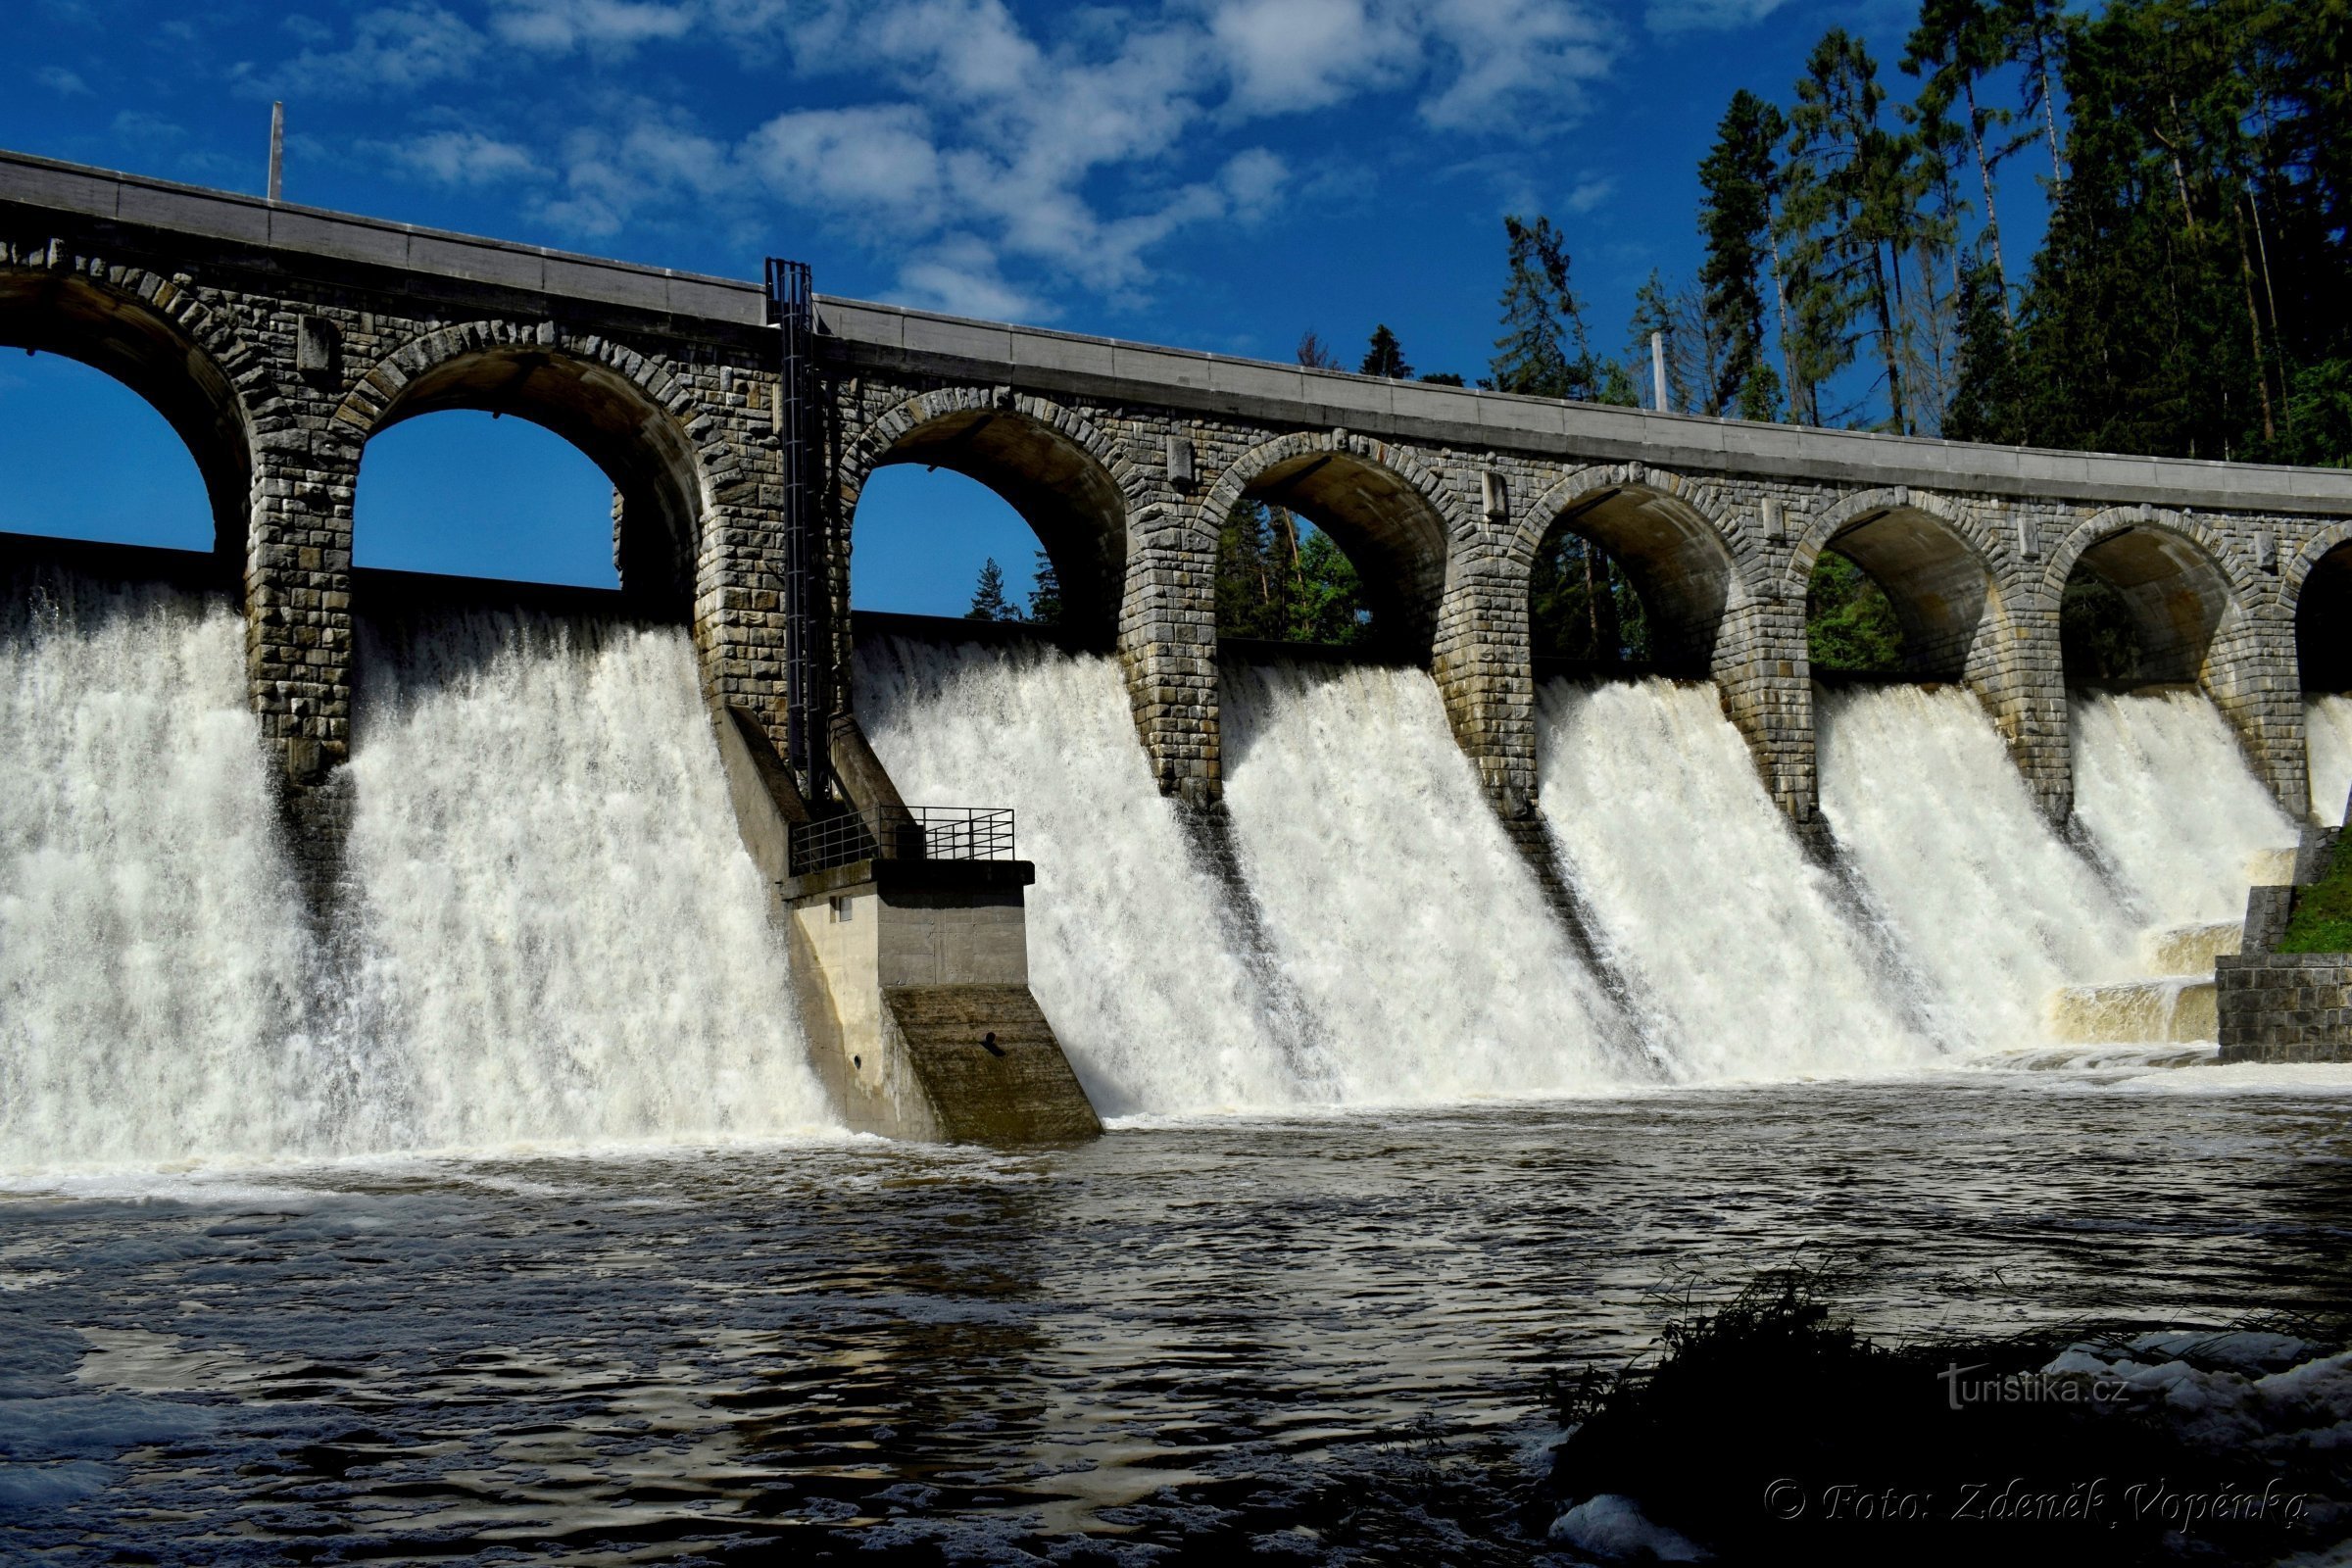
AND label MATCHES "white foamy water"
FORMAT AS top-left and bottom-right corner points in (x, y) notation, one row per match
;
(2307, 694), (2352, 828)
(1535, 678), (1932, 1077)
(2071, 689), (2298, 925)
(334, 609), (832, 1149)
(1220, 661), (1618, 1102)
(854, 636), (1292, 1116)
(1820, 684), (2143, 1052)
(0, 575), (318, 1168)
